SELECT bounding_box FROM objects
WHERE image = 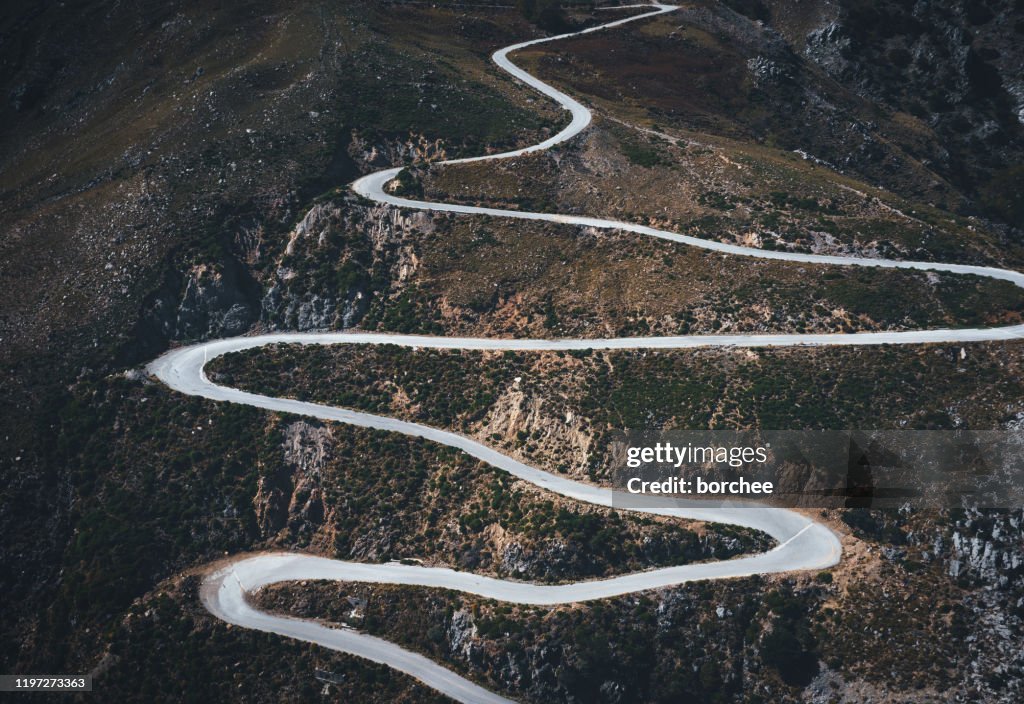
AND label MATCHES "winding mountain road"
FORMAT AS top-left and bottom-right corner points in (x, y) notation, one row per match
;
(146, 4), (1023, 702)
